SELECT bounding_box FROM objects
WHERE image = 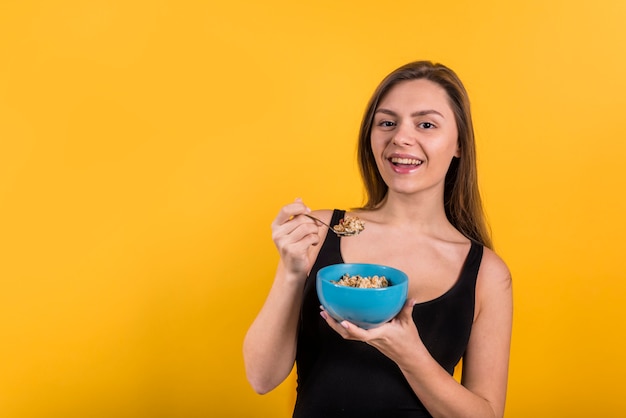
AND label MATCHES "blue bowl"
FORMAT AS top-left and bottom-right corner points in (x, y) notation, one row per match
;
(316, 263), (409, 329)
